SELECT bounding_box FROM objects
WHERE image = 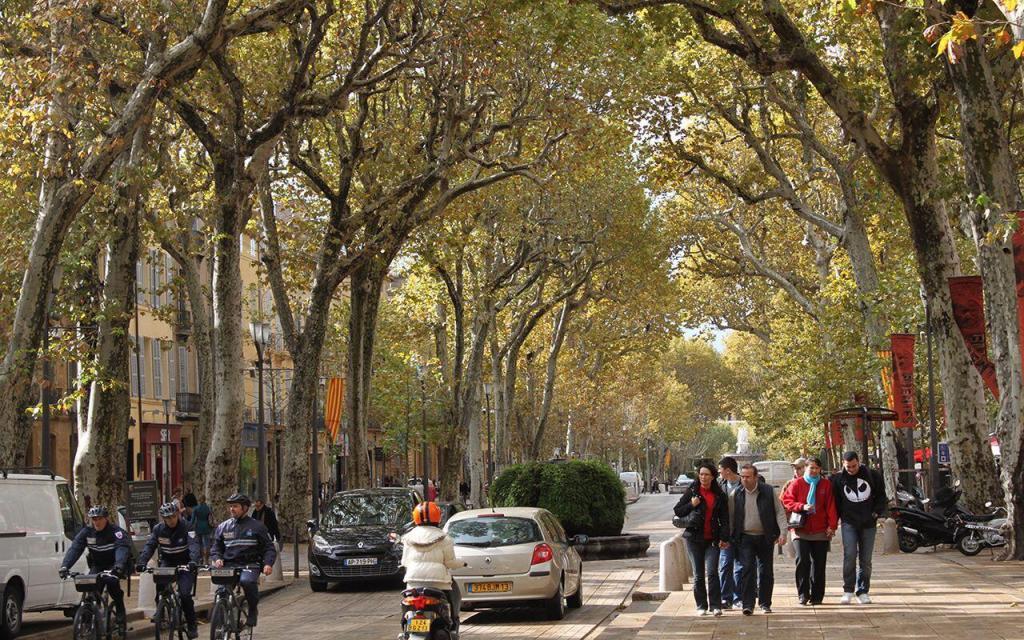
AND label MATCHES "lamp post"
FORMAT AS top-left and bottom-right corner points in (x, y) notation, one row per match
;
(161, 398), (172, 499)
(416, 363), (429, 485)
(249, 321), (271, 503)
(483, 382), (494, 486)
(924, 300), (940, 497)
(312, 379), (324, 523)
